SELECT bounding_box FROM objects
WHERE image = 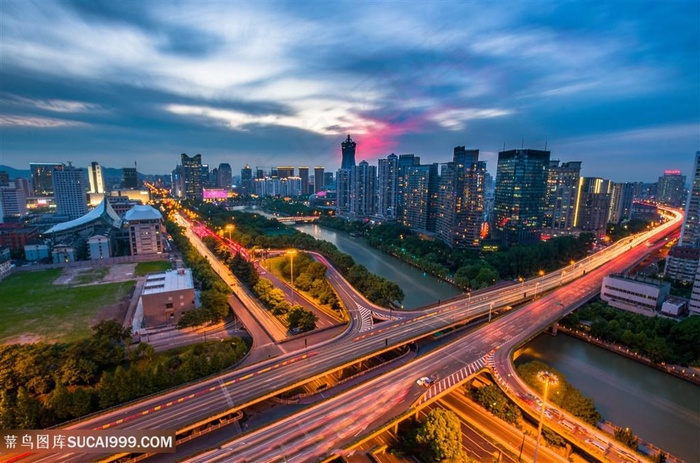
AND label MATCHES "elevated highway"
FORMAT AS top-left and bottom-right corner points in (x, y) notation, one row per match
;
(11, 208), (680, 463)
